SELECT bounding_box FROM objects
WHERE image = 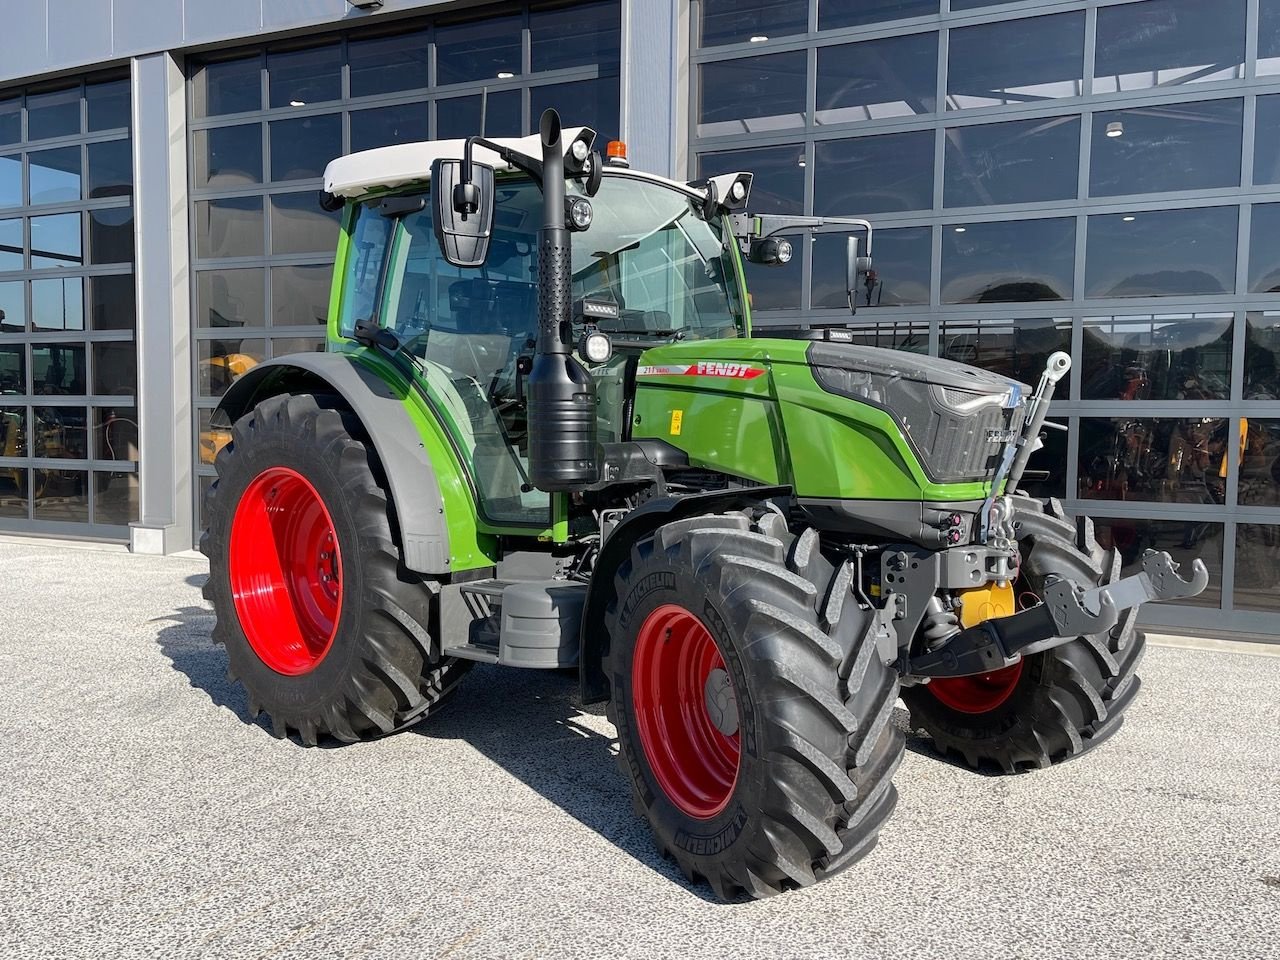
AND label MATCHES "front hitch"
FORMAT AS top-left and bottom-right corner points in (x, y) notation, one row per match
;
(904, 550), (1209, 680)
